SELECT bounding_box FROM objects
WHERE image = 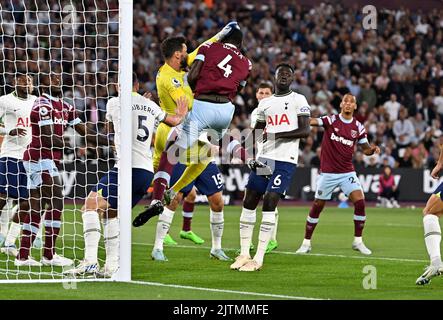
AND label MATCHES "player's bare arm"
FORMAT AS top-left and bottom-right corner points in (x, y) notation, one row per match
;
(360, 142), (381, 156)
(163, 96), (188, 127)
(430, 144), (443, 179)
(273, 115), (310, 140)
(74, 122), (109, 145)
(40, 124), (65, 149)
(7, 128), (27, 137)
(187, 59), (204, 90)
